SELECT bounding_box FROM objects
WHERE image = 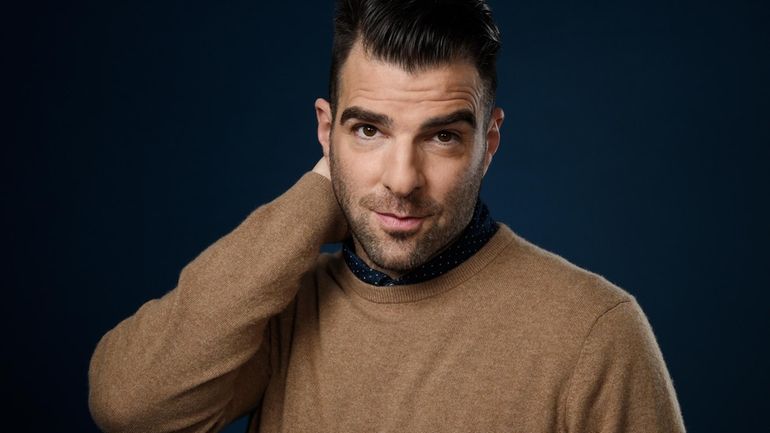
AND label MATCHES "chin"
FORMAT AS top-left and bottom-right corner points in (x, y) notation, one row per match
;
(366, 237), (429, 273)
(371, 256), (420, 275)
